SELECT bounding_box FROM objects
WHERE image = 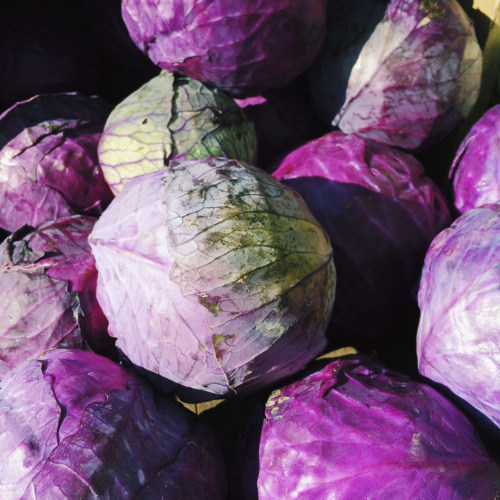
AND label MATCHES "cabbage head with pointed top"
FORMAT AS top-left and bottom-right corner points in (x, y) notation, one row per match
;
(89, 157), (336, 400)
